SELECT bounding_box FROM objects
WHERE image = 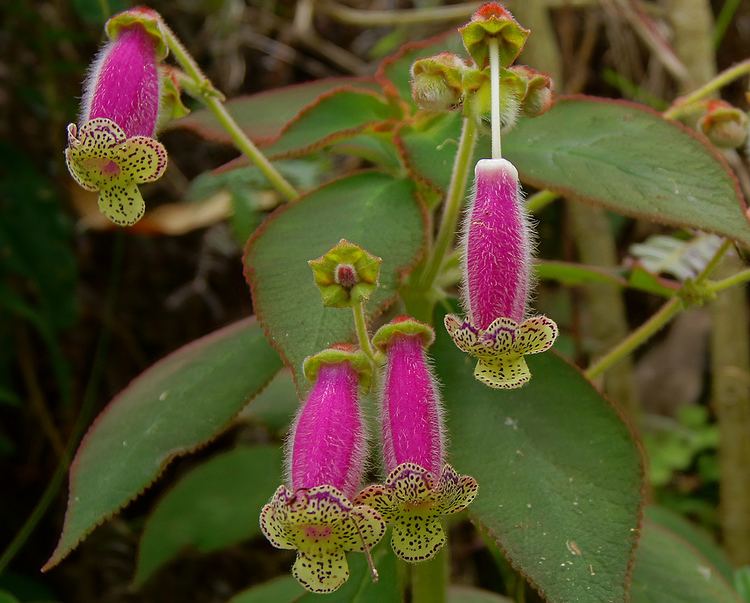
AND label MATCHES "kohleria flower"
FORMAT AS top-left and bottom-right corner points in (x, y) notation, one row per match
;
(445, 158), (558, 389)
(357, 318), (478, 562)
(65, 11), (167, 226)
(260, 347), (385, 593)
